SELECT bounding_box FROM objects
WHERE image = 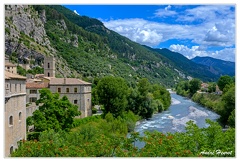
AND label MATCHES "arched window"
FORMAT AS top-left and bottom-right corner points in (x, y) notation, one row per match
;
(10, 146), (13, 154)
(48, 72), (50, 77)
(48, 63), (50, 68)
(19, 112), (22, 121)
(9, 116), (13, 126)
